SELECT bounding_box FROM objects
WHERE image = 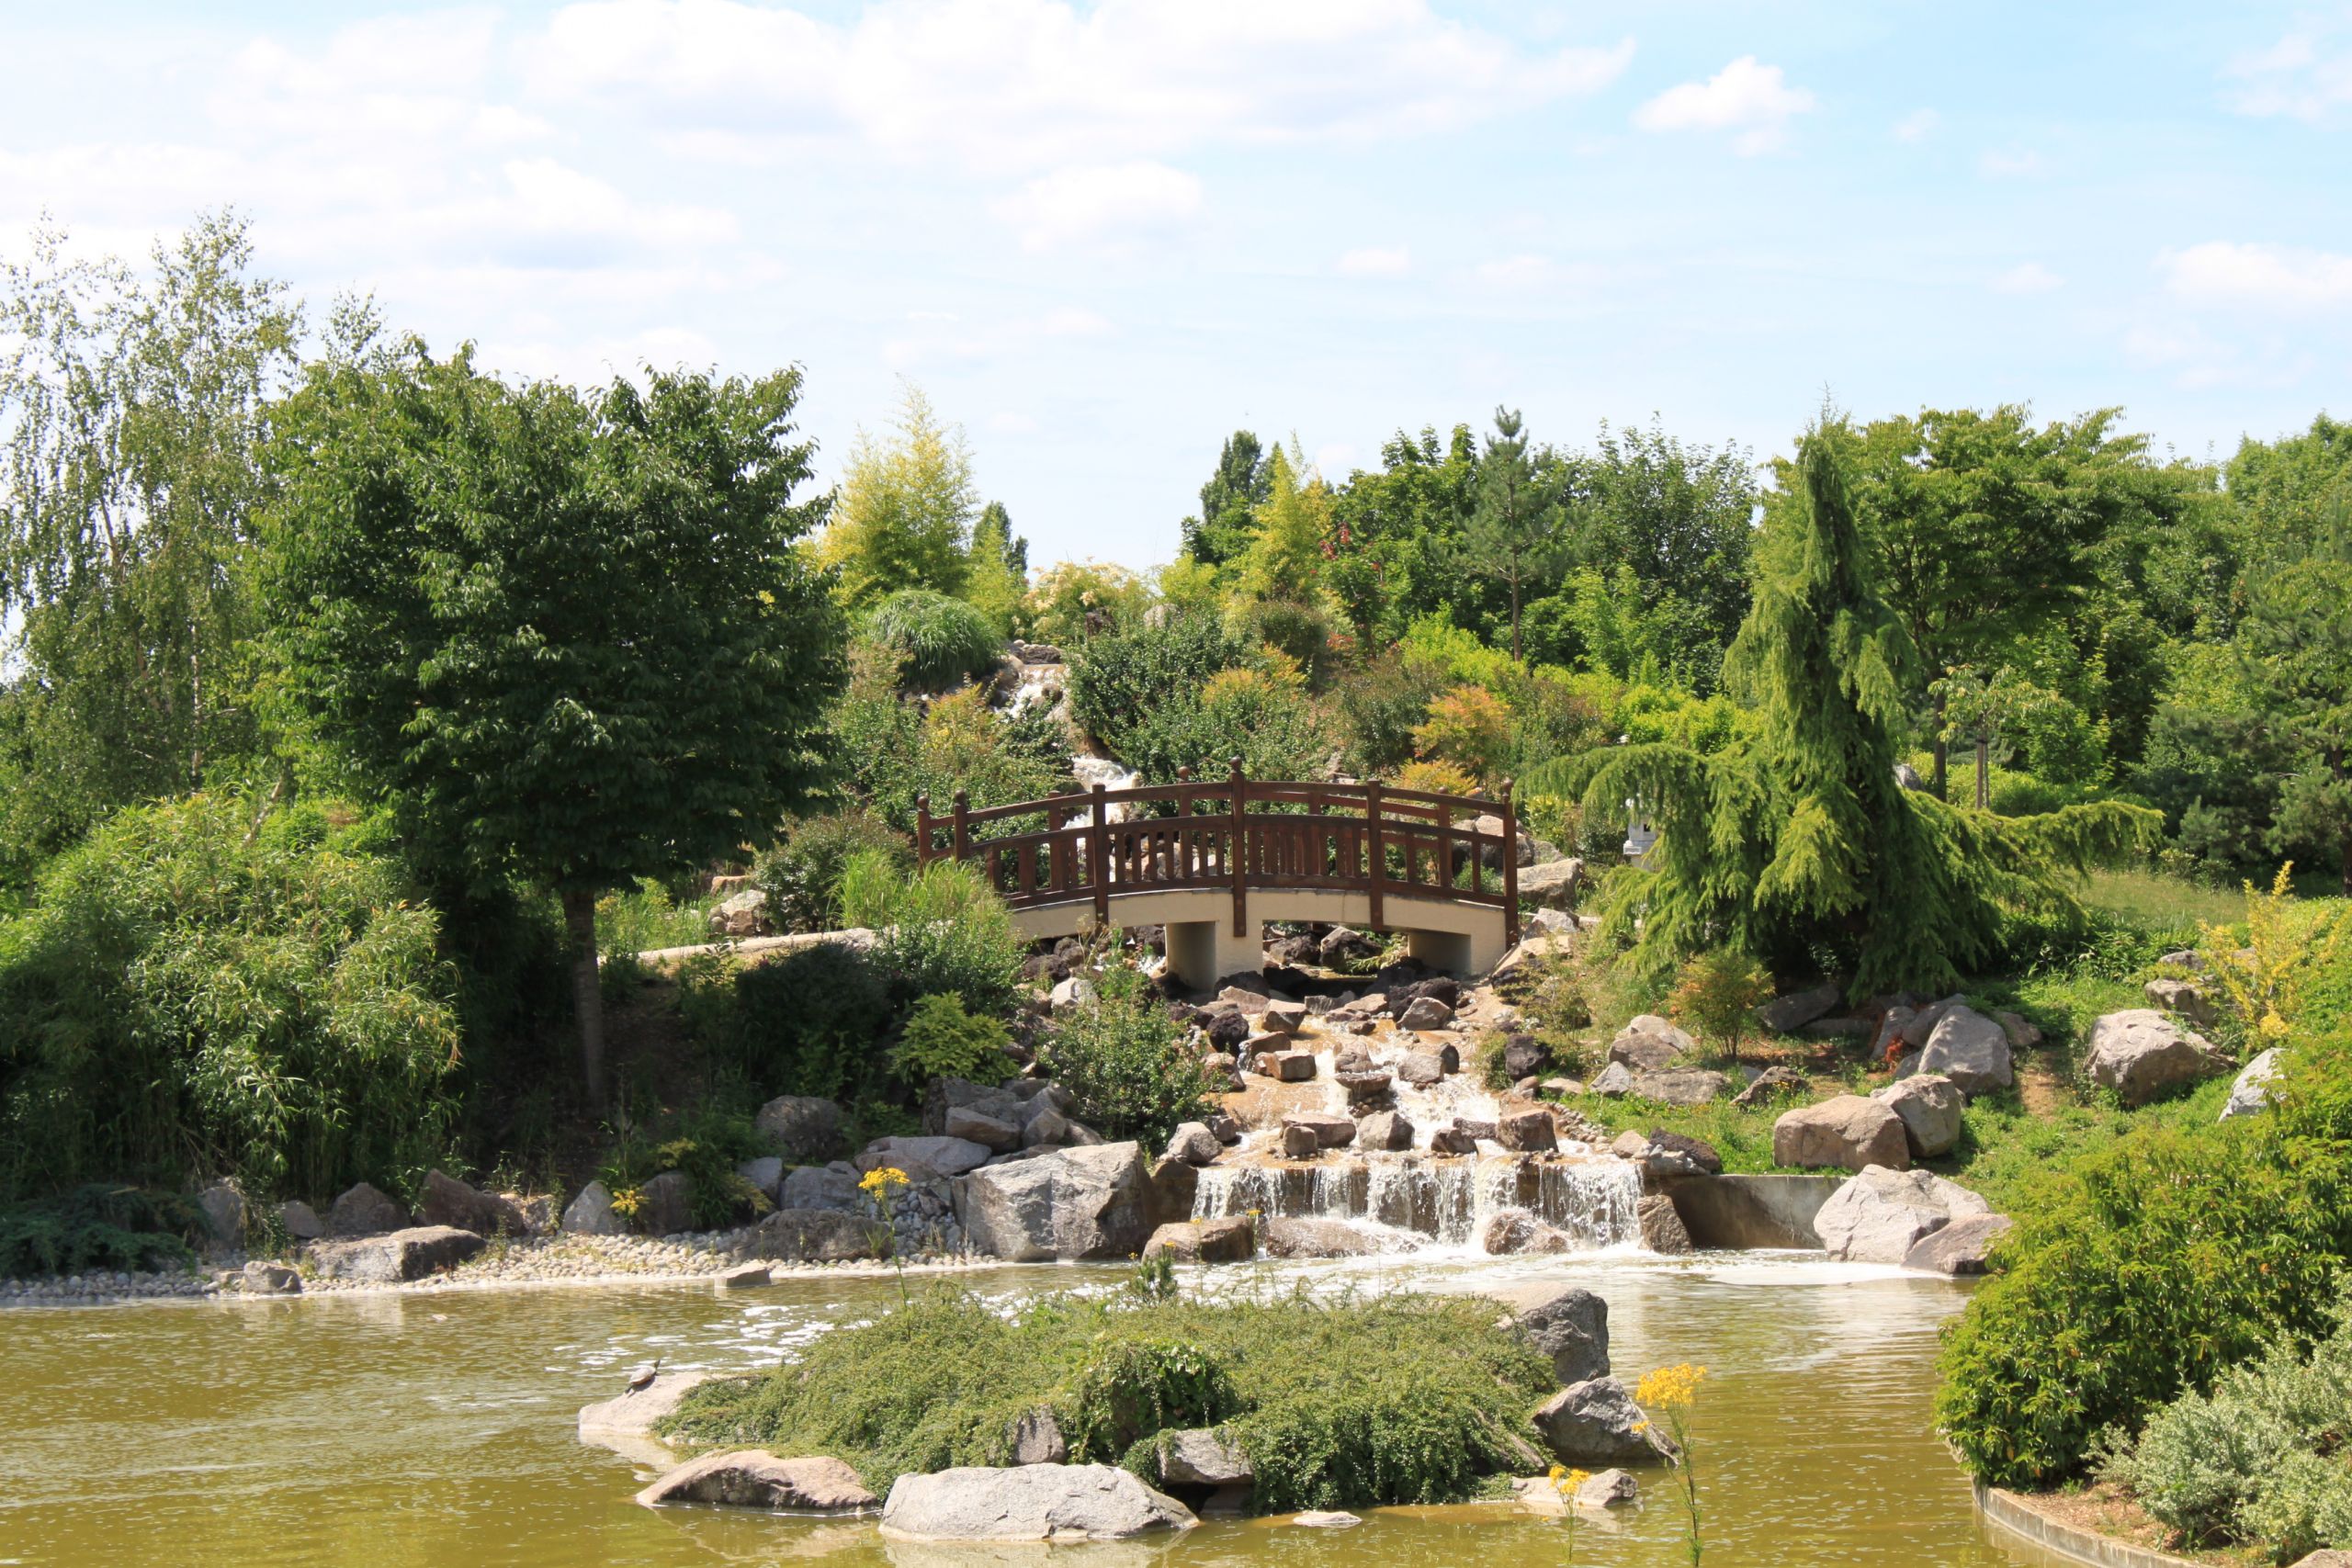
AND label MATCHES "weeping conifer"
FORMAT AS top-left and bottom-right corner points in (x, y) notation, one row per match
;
(1585, 432), (2161, 995)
